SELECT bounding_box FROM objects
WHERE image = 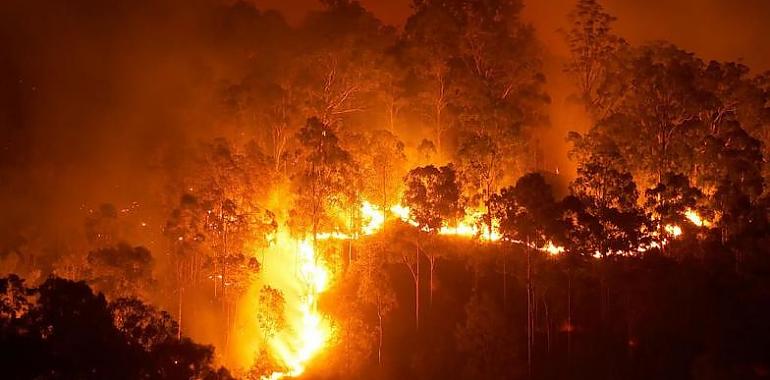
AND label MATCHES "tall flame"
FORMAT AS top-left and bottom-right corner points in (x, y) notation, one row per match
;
(252, 231), (332, 380)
